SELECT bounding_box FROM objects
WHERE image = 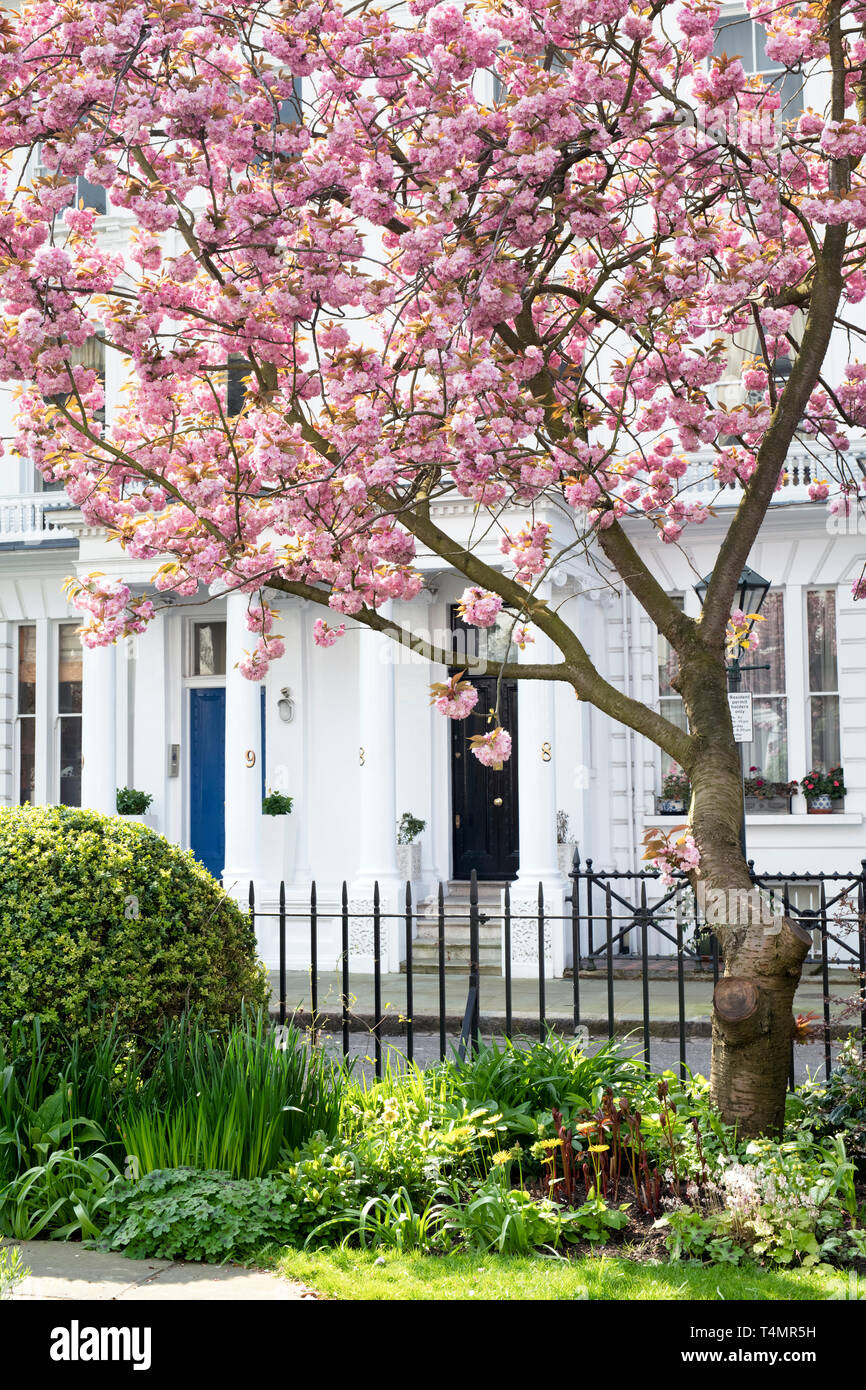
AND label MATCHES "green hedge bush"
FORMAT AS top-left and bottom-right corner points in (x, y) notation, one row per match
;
(0, 806), (268, 1042)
